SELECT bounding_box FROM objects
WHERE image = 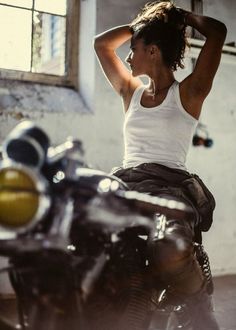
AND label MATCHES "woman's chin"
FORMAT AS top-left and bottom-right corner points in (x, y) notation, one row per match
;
(131, 69), (144, 77)
(131, 70), (138, 77)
